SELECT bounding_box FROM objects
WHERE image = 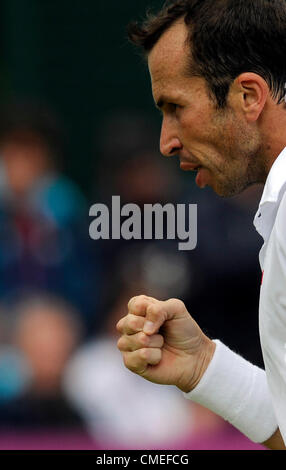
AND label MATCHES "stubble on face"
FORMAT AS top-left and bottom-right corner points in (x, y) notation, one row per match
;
(149, 20), (267, 198)
(206, 104), (267, 197)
